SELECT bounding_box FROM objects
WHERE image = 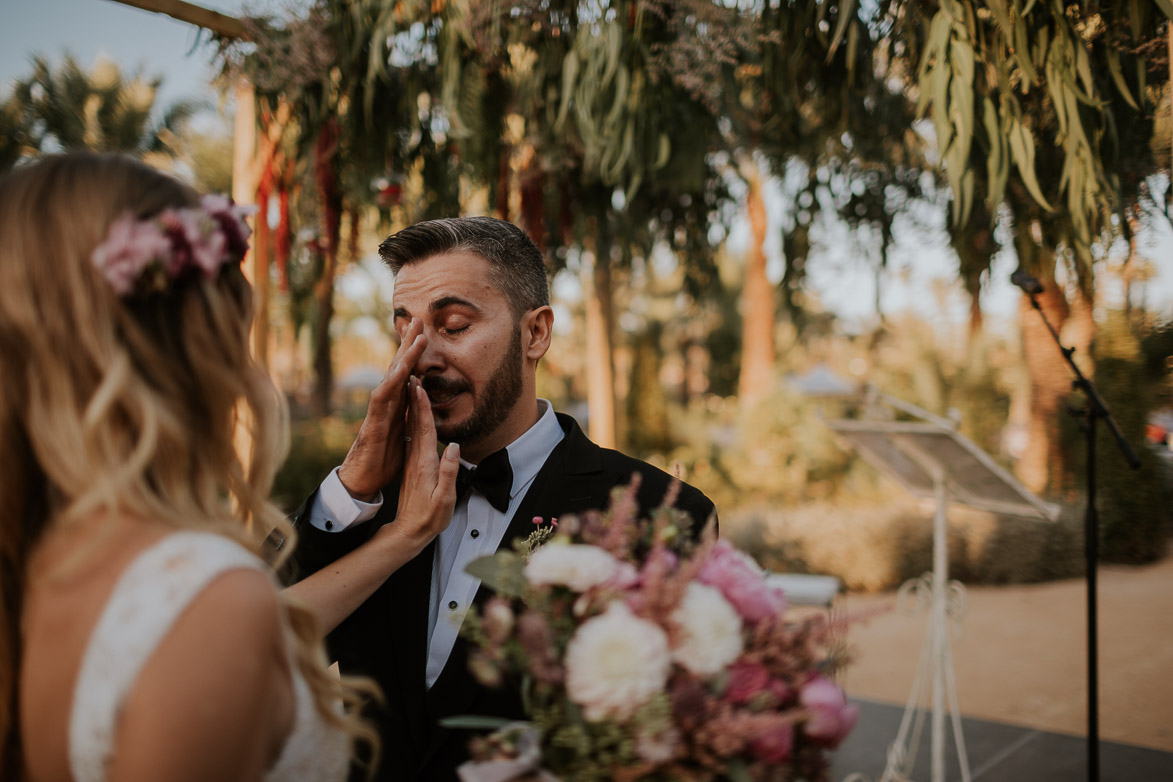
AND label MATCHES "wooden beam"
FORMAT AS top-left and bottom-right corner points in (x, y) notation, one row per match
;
(100, 0), (251, 40)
